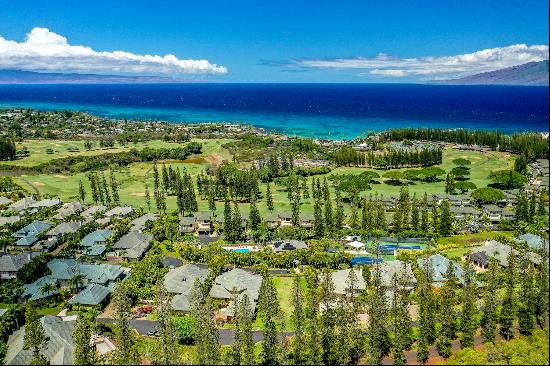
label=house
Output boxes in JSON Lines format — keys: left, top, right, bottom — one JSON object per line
{"left": 468, "top": 240, "right": 541, "bottom": 268}
{"left": 451, "top": 206, "right": 481, "bottom": 220}
{"left": 28, "top": 198, "right": 62, "bottom": 213}
{"left": 46, "top": 222, "right": 81, "bottom": 242}
{"left": 514, "top": 233, "right": 549, "bottom": 251}
{"left": 80, "top": 205, "right": 107, "bottom": 219}
{"left": 5, "top": 315, "right": 76, "bottom": 365}
{"left": 265, "top": 213, "right": 280, "bottom": 229}
{"left": 68, "top": 284, "right": 112, "bottom": 307}
{"left": 373, "top": 260, "right": 416, "bottom": 289}
{"left": 54, "top": 201, "right": 87, "bottom": 220}
{"left": 481, "top": 204, "right": 513, "bottom": 223}
{"left": 195, "top": 211, "right": 214, "bottom": 234}
{"left": 179, "top": 216, "right": 197, "bottom": 233}
{"left": 272, "top": 240, "right": 308, "bottom": 252}
{"left": 328, "top": 268, "right": 366, "bottom": 296}
{"left": 0, "top": 252, "right": 39, "bottom": 280}
{"left": 448, "top": 194, "right": 471, "bottom": 207}
{"left": 164, "top": 264, "right": 210, "bottom": 313}
{"left": 266, "top": 211, "right": 316, "bottom": 229}
{"left": 129, "top": 213, "right": 157, "bottom": 232}
{"left": 417, "top": 254, "right": 466, "bottom": 286}
{"left": 104, "top": 206, "right": 134, "bottom": 219}
{"left": 109, "top": 232, "right": 152, "bottom": 261}
{"left": 11, "top": 220, "right": 51, "bottom": 247}
{"left": 0, "top": 196, "right": 12, "bottom": 206}
{"left": 7, "top": 197, "right": 37, "bottom": 212}
{"left": 0, "top": 216, "right": 20, "bottom": 227}
{"left": 21, "top": 259, "right": 127, "bottom": 304}
{"left": 216, "top": 212, "right": 249, "bottom": 232}
{"left": 209, "top": 268, "right": 263, "bottom": 317}
{"left": 79, "top": 229, "right": 112, "bottom": 257}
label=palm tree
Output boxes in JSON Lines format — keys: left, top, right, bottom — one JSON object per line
{"left": 69, "top": 274, "right": 86, "bottom": 294}
{"left": 40, "top": 282, "right": 57, "bottom": 297}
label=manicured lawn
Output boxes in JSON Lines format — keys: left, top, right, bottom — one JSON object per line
{"left": 437, "top": 230, "right": 515, "bottom": 248}
{"left": 11, "top": 141, "right": 513, "bottom": 217}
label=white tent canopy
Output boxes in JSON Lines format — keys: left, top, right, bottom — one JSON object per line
{"left": 347, "top": 240, "right": 365, "bottom": 249}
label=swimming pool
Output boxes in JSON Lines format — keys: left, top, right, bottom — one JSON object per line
{"left": 233, "top": 248, "right": 250, "bottom": 253}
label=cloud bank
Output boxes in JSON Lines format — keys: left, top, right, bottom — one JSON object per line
{"left": 270, "top": 44, "right": 549, "bottom": 79}
{"left": 0, "top": 27, "right": 228, "bottom": 75}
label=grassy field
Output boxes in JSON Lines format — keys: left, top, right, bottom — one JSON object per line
{"left": 9, "top": 139, "right": 513, "bottom": 216}
{"left": 438, "top": 231, "right": 515, "bottom": 260}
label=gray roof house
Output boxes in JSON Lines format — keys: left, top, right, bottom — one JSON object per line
{"left": 110, "top": 232, "right": 153, "bottom": 261}
{"left": 129, "top": 213, "right": 157, "bottom": 232}
{"left": 417, "top": 254, "right": 466, "bottom": 286}
{"left": 272, "top": 239, "right": 308, "bottom": 252}
{"left": 373, "top": 260, "right": 416, "bottom": 289}
{"left": 209, "top": 268, "right": 263, "bottom": 317}
{"left": 164, "top": 264, "right": 210, "bottom": 312}
{"left": 0, "top": 216, "right": 20, "bottom": 227}
{"left": 5, "top": 315, "right": 76, "bottom": 365}
{"left": 8, "top": 197, "right": 37, "bottom": 212}
{"left": 28, "top": 198, "right": 62, "bottom": 213}
{"left": 80, "top": 205, "right": 107, "bottom": 219}
{"left": 0, "top": 252, "right": 40, "bottom": 280}
{"left": 179, "top": 216, "right": 197, "bottom": 233}
{"left": 54, "top": 201, "right": 87, "bottom": 220}
{"left": 104, "top": 206, "right": 134, "bottom": 219}
{"left": 46, "top": 222, "right": 81, "bottom": 241}
{"left": 0, "top": 196, "right": 12, "bottom": 206}
{"left": 329, "top": 268, "right": 367, "bottom": 296}
{"left": 469, "top": 240, "right": 541, "bottom": 268}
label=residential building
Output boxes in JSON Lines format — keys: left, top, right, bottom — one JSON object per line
{"left": 129, "top": 213, "right": 157, "bottom": 232}
{"left": 0, "top": 252, "right": 39, "bottom": 280}
{"left": 109, "top": 231, "right": 152, "bottom": 261}
{"left": 104, "top": 206, "right": 134, "bottom": 219}
{"left": 46, "top": 222, "right": 81, "bottom": 242}
{"left": 54, "top": 201, "right": 87, "bottom": 220}
{"left": 164, "top": 264, "right": 210, "bottom": 313}
{"left": 417, "top": 254, "right": 466, "bottom": 286}
{"left": 79, "top": 229, "right": 112, "bottom": 257}
{"left": 5, "top": 315, "right": 76, "bottom": 365}
{"left": 11, "top": 220, "right": 51, "bottom": 247}
{"left": 209, "top": 268, "right": 263, "bottom": 317}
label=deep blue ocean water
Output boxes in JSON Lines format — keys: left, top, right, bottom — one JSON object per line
{"left": 0, "top": 83, "right": 547, "bottom": 139}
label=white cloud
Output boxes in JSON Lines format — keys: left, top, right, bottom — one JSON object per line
{"left": 0, "top": 27, "right": 228, "bottom": 75}
{"left": 293, "top": 44, "right": 549, "bottom": 78}
{"left": 369, "top": 69, "right": 408, "bottom": 77}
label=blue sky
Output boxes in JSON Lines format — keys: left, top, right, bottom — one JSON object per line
{"left": 0, "top": 0, "right": 548, "bottom": 82}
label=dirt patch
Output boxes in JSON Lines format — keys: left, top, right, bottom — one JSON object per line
{"left": 206, "top": 154, "right": 224, "bottom": 165}
{"left": 181, "top": 157, "right": 206, "bottom": 164}
{"left": 32, "top": 181, "right": 45, "bottom": 186}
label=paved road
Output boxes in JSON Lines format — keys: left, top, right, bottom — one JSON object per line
{"left": 96, "top": 318, "right": 291, "bottom": 345}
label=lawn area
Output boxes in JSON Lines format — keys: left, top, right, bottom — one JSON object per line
{"left": 437, "top": 230, "right": 515, "bottom": 248}
{"left": 10, "top": 142, "right": 513, "bottom": 217}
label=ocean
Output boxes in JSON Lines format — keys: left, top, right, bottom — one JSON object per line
{"left": 0, "top": 83, "right": 547, "bottom": 139}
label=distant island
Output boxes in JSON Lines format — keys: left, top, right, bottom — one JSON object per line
{"left": 440, "top": 60, "right": 549, "bottom": 86}
{"left": 0, "top": 69, "right": 184, "bottom": 84}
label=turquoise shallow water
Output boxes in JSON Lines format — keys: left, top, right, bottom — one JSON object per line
{"left": 0, "top": 83, "right": 547, "bottom": 139}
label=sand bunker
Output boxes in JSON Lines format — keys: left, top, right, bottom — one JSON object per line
{"left": 33, "top": 182, "right": 45, "bottom": 186}
{"left": 54, "top": 175, "right": 67, "bottom": 179}
{"left": 131, "top": 192, "right": 146, "bottom": 197}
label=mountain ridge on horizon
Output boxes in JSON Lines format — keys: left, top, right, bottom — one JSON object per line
{"left": 439, "top": 60, "right": 549, "bottom": 86}
{"left": 0, "top": 61, "right": 548, "bottom": 85}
